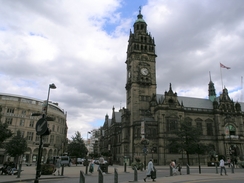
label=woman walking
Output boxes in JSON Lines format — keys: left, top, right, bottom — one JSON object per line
{"left": 144, "top": 159, "right": 155, "bottom": 182}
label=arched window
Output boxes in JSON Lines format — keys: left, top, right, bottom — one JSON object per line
{"left": 195, "top": 118, "right": 203, "bottom": 135}
{"left": 225, "top": 124, "right": 236, "bottom": 136}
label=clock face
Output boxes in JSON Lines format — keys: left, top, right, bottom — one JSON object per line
{"left": 141, "top": 68, "right": 148, "bottom": 75}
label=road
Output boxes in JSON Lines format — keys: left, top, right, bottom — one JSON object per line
{"left": 20, "top": 166, "right": 244, "bottom": 183}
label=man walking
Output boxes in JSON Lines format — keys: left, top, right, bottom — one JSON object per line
{"left": 53, "top": 157, "right": 61, "bottom": 176}
{"left": 220, "top": 158, "right": 227, "bottom": 176}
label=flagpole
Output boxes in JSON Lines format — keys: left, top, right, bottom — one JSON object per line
{"left": 220, "top": 63, "right": 223, "bottom": 90}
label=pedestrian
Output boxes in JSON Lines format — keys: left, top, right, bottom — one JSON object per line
{"left": 89, "top": 159, "right": 94, "bottom": 173}
{"left": 170, "top": 160, "right": 176, "bottom": 168}
{"left": 53, "top": 157, "right": 61, "bottom": 176}
{"left": 177, "top": 162, "right": 182, "bottom": 175}
{"left": 227, "top": 158, "right": 230, "bottom": 167}
{"left": 219, "top": 158, "right": 227, "bottom": 176}
{"left": 144, "top": 159, "right": 155, "bottom": 182}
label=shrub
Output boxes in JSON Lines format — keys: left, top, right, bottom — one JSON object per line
{"left": 41, "top": 164, "right": 55, "bottom": 175}
{"left": 237, "top": 161, "right": 244, "bottom": 168}
{"left": 131, "top": 161, "right": 143, "bottom": 171}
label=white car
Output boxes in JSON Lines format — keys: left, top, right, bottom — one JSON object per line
{"left": 77, "top": 158, "right": 85, "bottom": 164}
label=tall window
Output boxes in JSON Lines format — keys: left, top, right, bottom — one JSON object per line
{"left": 207, "top": 123, "right": 213, "bottom": 136}
{"left": 5, "top": 118, "right": 13, "bottom": 125}
{"left": 27, "top": 132, "right": 34, "bottom": 141}
{"left": 166, "top": 119, "right": 178, "bottom": 132}
{"left": 50, "top": 135, "right": 54, "bottom": 144}
{"left": 35, "top": 135, "right": 40, "bottom": 142}
{"left": 20, "top": 119, "right": 25, "bottom": 126}
{"left": 20, "top": 131, "right": 25, "bottom": 137}
{"left": 43, "top": 136, "right": 49, "bottom": 143}
{"left": 195, "top": 118, "right": 203, "bottom": 135}
{"left": 29, "top": 120, "right": 34, "bottom": 128}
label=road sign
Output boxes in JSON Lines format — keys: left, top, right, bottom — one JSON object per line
{"left": 36, "top": 118, "right": 47, "bottom": 135}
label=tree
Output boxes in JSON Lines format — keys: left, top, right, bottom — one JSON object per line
{"left": 67, "top": 131, "right": 87, "bottom": 158}
{"left": 0, "top": 106, "right": 13, "bottom": 148}
{"left": 4, "top": 130, "right": 27, "bottom": 177}
{"left": 4, "top": 130, "right": 27, "bottom": 158}
{"left": 167, "top": 119, "right": 206, "bottom": 165}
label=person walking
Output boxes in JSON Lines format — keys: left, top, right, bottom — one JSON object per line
{"left": 89, "top": 159, "right": 94, "bottom": 173}
{"left": 220, "top": 158, "right": 227, "bottom": 176}
{"left": 144, "top": 159, "right": 155, "bottom": 182}
{"left": 53, "top": 157, "right": 61, "bottom": 176}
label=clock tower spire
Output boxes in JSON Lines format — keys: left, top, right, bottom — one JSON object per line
{"left": 125, "top": 9, "right": 157, "bottom": 124}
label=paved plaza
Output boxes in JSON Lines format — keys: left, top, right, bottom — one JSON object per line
{"left": 0, "top": 164, "right": 244, "bottom": 183}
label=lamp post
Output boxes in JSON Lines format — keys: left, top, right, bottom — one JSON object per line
{"left": 85, "top": 131, "right": 91, "bottom": 175}
{"left": 34, "top": 83, "right": 56, "bottom": 183}
{"left": 197, "top": 144, "right": 201, "bottom": 174}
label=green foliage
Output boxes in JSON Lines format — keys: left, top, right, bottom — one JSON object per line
{"left": 0, "top": 120, "right": 13, "bottom": 148}
{"left": 237, "top": 161, "right": 244, "bottom": 168}
{"left": 41, "top": 164, "right": 55, "bottom": 175}
{"left": 167, "top": 119, "right": 206, "bottom": 164}
{"left": 67, "top": 131, "right": 87, "bottom": 158}
{"left": 131, "top": 161, "right": 143, "bottom": 170}
{"left": 4, "top": 130, "right": 27, "bottom": 157}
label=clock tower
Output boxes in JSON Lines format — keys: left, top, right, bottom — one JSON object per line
{"left": 125, "top": 9, "right": 157, "bottom": 124}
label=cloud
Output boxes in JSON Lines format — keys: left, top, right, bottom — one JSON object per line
{"left": 0, "top": 0, "right": 244, "bottom": 139}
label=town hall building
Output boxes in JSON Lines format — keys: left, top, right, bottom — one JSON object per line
{"left": 99, "top": 10, "right": 244, "bottom": 166}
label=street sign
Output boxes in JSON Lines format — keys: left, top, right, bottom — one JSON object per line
{"left": 36, "top": 118, "right": 47, "bottom": 135}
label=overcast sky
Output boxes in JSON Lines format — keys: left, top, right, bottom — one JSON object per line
{"left": 1, "top": 0, "right": 243, "bottom": 139}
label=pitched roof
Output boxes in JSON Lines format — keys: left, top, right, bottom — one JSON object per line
{"left": 156, "top": 94, "right": 244, "bottom": 112}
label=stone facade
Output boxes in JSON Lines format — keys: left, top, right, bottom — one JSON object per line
{"left": 99, "top": 11, "right": 244, "bottom": 166}
{"left": 0, "top": 93, "right": 68, "bottom": 164}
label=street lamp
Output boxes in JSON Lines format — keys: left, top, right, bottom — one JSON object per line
{"left": 85, "top": 131, "right": 91, "bottom": 175}
{"left": 34, "top": 83, "right": 56, "bottom": 183}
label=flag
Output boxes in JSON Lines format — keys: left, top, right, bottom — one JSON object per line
{"left": 220, "top": 63, "right": 231, "bottom": 69}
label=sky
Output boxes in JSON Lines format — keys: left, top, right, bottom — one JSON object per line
{"left": 0, "top": 0, "right": 244, "bottom": 139}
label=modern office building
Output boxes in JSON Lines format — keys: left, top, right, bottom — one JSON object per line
{"left": 99, "top": 10, "right": 244, "bottom": 165}
{"left": 0, "top": 93, "right": 68, "bottom": 164}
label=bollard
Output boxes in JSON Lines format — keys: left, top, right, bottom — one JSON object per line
{"left": 114, "top": 168, "right": 118, "bottom": 183}
{"left": 61, "top": 164, "right": 64, "bottom": 176}
{"left": 215, "top": 163, "right": 218, "bottom": 174}
{"left": 186, "top": 164, "right": 190, "bottom": 175}
{"left": 98, "top": 167, "right": 104, "bottom": 183}
{"left": 17, "top": 163, "right": 22, "bottom": 178}
{"left": 169, "top": 165, "right": 173, "bottom": 176}
{"left": 133, "top": 166, "right": 138, "bottom": 182}
{"left": 79, "top": 170, "right": 85, "bottom": 183}
{"left": 231, "top": 163, "right": 234, "bottom": 174}
{"left": 198, "top": 164, "right": 201, "bottom": 174}
{"left": 124, "top": 162, "right": 127, "bottom": 172}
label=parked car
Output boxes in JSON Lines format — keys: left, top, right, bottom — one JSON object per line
{"left": 60, "top": 156, "right": 71, "bottom": 166}
{"left": 77, "top": 158, "right": 85, "bottom": 164}
{"left": 94, "top": 159, "right": 100, "bottom": 165}
{"left": 52, "top": 156, "right": 71, "bottom": 167}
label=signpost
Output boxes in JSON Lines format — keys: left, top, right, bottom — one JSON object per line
{"left": 34, "top": 83, "right": 56, "bottom": 183}
{"left": 35, "top": 118, "right": 47, "bottom": 136}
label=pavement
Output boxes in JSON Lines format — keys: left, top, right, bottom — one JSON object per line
{"left": 0, "top": 164, "right": 243, "bottom": 183}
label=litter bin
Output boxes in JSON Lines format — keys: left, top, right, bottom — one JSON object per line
{"left": 100, "top": 163, "right": 108, "bottom": 173}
